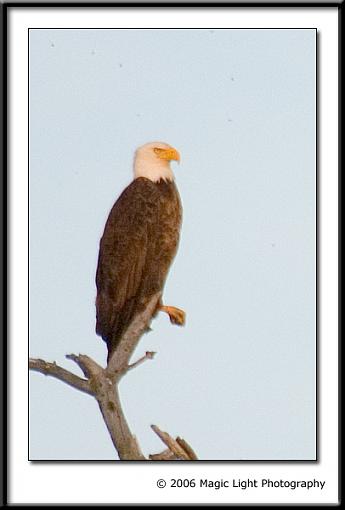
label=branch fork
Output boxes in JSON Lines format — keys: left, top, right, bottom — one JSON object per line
{"left": 29, "top": 293, "right": 197, "bottom": 460}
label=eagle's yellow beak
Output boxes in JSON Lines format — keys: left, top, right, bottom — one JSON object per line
{"left": 154, "top": 147, "right": 180, "bottom": 163}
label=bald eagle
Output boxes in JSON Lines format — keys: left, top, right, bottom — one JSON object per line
{"left": 96, "top": 142, "right": 185, "bottom": 362}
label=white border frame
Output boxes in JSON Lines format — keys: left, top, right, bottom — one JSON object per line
{"left": 9, "top": 6, "right": 339, "bottom": 505}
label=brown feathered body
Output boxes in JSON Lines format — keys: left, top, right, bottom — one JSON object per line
{"left": 96, "top": 177, "right": 182, "bottom": 361}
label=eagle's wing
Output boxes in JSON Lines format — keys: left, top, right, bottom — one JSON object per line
{"left": 95, "top": 178, "right": 160, "bottom": 353}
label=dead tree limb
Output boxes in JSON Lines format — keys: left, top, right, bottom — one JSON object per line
{"left": 29, "top": 358, "right": 92, "bottom": 395}
{"left": 29, "top": 292, "right": 198, "bottom": 460}
{"left": 150, "top": 425, "right": 198, "bottom": 460}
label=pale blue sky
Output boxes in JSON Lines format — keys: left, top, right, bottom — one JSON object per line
{"left": 29, "top": 29, "right": 316, "bottom": 460}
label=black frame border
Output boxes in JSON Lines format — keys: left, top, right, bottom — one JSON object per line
{"left": 1, "top": 1, "right": 342, "bottom": 507}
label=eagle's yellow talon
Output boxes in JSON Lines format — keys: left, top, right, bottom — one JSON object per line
{"left": 160, "top": 305, "right": 186, "bottom": 326}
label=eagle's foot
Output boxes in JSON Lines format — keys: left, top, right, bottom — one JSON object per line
{"left": 160, "top": 305, "right": 186, "bottom": 326}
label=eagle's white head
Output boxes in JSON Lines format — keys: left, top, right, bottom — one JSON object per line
{"left": 133, "top": 141, "right": 180, "bottom": 183}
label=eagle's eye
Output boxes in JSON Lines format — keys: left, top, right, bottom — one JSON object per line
{"left": 153, "top": 148, "right": 165, "bottom": 156}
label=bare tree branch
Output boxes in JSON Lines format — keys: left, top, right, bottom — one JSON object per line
{"left": 95, "top": 380, "right": 145, "bottom": 460}
{"left": 149, "top": 448, "right": 177, "bottom": 461}
{"left": 176, "top": 436, "right": 198, "bottom": 460}
{"left": 29, "top": 358, "right": 92, "bottom": 396}
{"left": 66, "top": 353, "right": 103, "bottom": 379}
{"left": 150, "top": 424, "right": 198, "bottom": 460}
{"left": 127, "top": 351, "right": 156, "bottom": 372}
{"left": 29, "top": 292, "right": 197, "bottom": 461}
